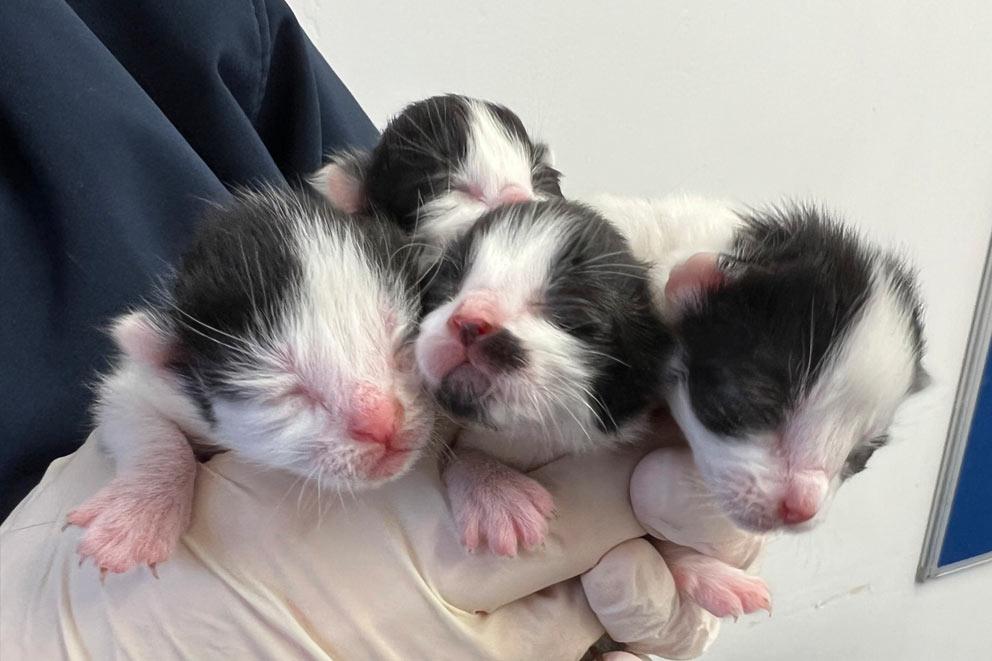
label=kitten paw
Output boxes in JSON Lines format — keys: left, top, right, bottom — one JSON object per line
{"left": 671, "top": 554, "right": 771, "bottom": 619}
{"left": 454, "top": 471, "right": 555, "bottom": 557}
{"left": 67, "top": 474, "right": 193, "bottom": 577}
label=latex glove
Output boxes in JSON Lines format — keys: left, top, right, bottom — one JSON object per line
{"left": 580, "top": 447, "right": 767, "bottom": 659}
{"left": 1, "top": 430, "right": 706, "bottom": 661}
{"left": 631, "top": 447, "right": 765, "bottom": 569}
{"left": 582, "top": 538, "right": 721, "bottom": 660}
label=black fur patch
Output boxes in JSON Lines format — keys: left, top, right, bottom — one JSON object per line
{"left": 435, "top": 383, "right": 480, "bottom": 422}
{"left": 678, "top": 204, "right": 924, "bottom": 438}
{"left": 529, "top": 142, "right": 563, "bottom": 198}
{"left": 541, "top": 201, "right": 673, "bottom": 432}
{"left": 420, "top": 227, "right": 471, "bottom": 317}
{"left": 423, "top": 199, "right": 673, "bottom": 433}
{"left": 436, "top": 365, "right": 493, "bottom": 426}
{"left": 164, "top": 187, "right": 413, "bottom": 403}
{"left": 169, "top": 192, "right": 304, "bottom": 391}
{"left": 364, "top": 94, "right": 562, "bottom": 231}
{"left": 475, "top": 330, "right": 528, "bottom": 372}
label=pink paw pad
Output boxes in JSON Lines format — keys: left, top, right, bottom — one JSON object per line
{"left": 455, "top": 472, "right": 555, "bottom": 557}
{"left": 671, "top": 554, "right": 771, "bottom": 619}
{"left": 66, "top": 476, "right": 193, "bottom": 577}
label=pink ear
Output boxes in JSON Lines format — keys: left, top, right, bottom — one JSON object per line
{"left": 111, "top": 311, "right": 173, "bottom": 368}
{"left": 315, "top": 162, "right": 364, "bottom": 214}
{"left": 665, "top": 253, "right": 725, "bottom": 306}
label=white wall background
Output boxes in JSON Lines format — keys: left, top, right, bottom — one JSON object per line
{"left": 287, "top": 1, "right": 992, "bottom": 659}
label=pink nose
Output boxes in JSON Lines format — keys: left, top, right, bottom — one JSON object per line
{"left": 448, "top": 314, "right": 494, "bottom": 346}
{"left": 778, "top": 500, "right": 817, "bottom": 525}
{"left": 448, "top": 293, "right": 501, "bottom": 346}
{"left": 778, "top": 470, "right": 829, "bottom": 525}
{"left": 349, "top": 389, "right": 404, "bottom": 447}
{"left": 490, "top": 184, "right": 534, "bottom": 207}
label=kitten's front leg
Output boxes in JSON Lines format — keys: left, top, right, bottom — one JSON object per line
{"left": 66, "top": 361, "right": 199, "bottom": 578}
{"left": 444, "top": 448, "right": 555, "bottom": 557}
{"left": 655, "top": 541, "right": 771, "bottom": 619}
{"left": 67, "top": 425, "right": 196, "bottom": 577}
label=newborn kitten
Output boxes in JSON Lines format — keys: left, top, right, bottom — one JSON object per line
{"left": 312, "top": 93, "right": 562, "bottom": 269}
{"left": 67, "top": 187, "right": 432, "bottom": 577}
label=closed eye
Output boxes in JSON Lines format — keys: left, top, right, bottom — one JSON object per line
{"left": 842, "top": 433, "right": 890, "bottom": 479}
{"left": 450, "top": 181, "right": 485, "bottom": 201}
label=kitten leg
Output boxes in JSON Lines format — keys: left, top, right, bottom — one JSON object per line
{"left": 444, "top": 448, "right": 555, "bottom": 557}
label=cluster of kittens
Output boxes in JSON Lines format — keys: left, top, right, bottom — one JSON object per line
{"left": 66, "top": 94, "right": 927, "bottom": 657}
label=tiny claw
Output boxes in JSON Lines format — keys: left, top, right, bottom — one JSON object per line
{"left": 99, "top": 567, "right": 108, "bottom": 584}
{"left": 149, "top": 563, "right": 160, "bottom": 579}
{"left": 78, "top": 556, "right": 85, "bottom": 568}
{"left": 62, "top": 521, "right": 71, "bottom": 532}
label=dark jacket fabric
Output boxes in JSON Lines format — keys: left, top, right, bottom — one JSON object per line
{"left": 0, "top": 0, "right": 377, "bottom": 517}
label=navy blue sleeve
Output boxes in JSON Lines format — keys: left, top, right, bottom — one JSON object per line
{"left": 0, "top": 0, "right": 378, "bottom": 516}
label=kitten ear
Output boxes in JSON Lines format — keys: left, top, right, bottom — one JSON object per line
{"left": 665, "top": 253, "right": 726, "bottom": 309}
{"left": 531, "top": 142, "right": 563, "bottom": 197}
{"left": 111, "top": 310, "right": 175, "bottom": 368}
{"left": 532, "top": 141, "right": 556, "bottom": 168}
{"left": 310, "top": 149, "right": 372, "bottom": 214}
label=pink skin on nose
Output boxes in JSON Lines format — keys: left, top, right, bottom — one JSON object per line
{"left": 348, "top": 385, "right": 404, "bottom": 448}
{"left": 449, "top": 291, "right": 503, "bottom": 342}
{"left": 778, "top": 469, "right": 829, "bottom": 525}
{"left": 449, "top": 313, "right": 494, "bottom": 346}
{"left": 420, "top": 291, "right": 506, "bottom": 383}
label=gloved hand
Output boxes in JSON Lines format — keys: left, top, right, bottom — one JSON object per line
{"left": 631, "top": 448, "right": 766, "bottom": 569}
{"left": 581, "top": 447, "right": 767, "bottom": 660}
{"left": 0, "top": 431, "right": 716, "bottom": 661}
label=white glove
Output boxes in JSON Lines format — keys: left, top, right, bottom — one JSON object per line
{"left": 581, "top": 447, "right": 767, "bottom": 659}
{"left": 631, "top": 448, "right": 765, "bottom": 569}
{"left": 0, "top": 431, "right": 713, "bottom": 660}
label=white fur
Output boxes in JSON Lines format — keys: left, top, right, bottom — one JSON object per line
{"left": 461, "top": 203, "right": 564, "bottom": 298}
{"left": 97, "top": 193, "right": 432, "bottom": 491}
{"left": 208, "top": 201, "right": 429, "bottom": 485}
{"left": 95, "top": 360, "right": 213, "bottom": 470}
{"left": 459, "top": 100, "right": 536, "bottom": 202}
{"left": 416, "top": 205, "right": 632, "bottom": 468}
{"left": 414, "top": 195, "right": 490, "bottom": 267}
{"left": 585, "top": 193, "right": 744, "bottom": 320}
{"left": 414, "top": 101, "right": 552, "bottom": 266}
{"left": 589, "top": 192, "right": 921, "bottom": 531}
{"left": 667, "top": 266, "right": 920, "bottom": 531}
{"left": 425, "top": 194, "right": 745, "bottom": 468}
{"left": 783, "top": 268, "right": 919, "bottom": 497}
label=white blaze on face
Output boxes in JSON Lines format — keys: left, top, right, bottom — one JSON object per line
{"left": 670, "top": 270, "right": 920, "bottom": 532}
{"left": 209, "top": 211, "right": 427, "bottom": 488}
{"left": 415, "top": 207, "right": 598, "bottom": 446}
{"left": 460, "top": 100, "right": 536, "bottom": 202}
{"left": 783, "top": 270, "right": 919, "bottom": 496}
{"left": 416, "top": 101, "right": 541, "bottom": 259}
